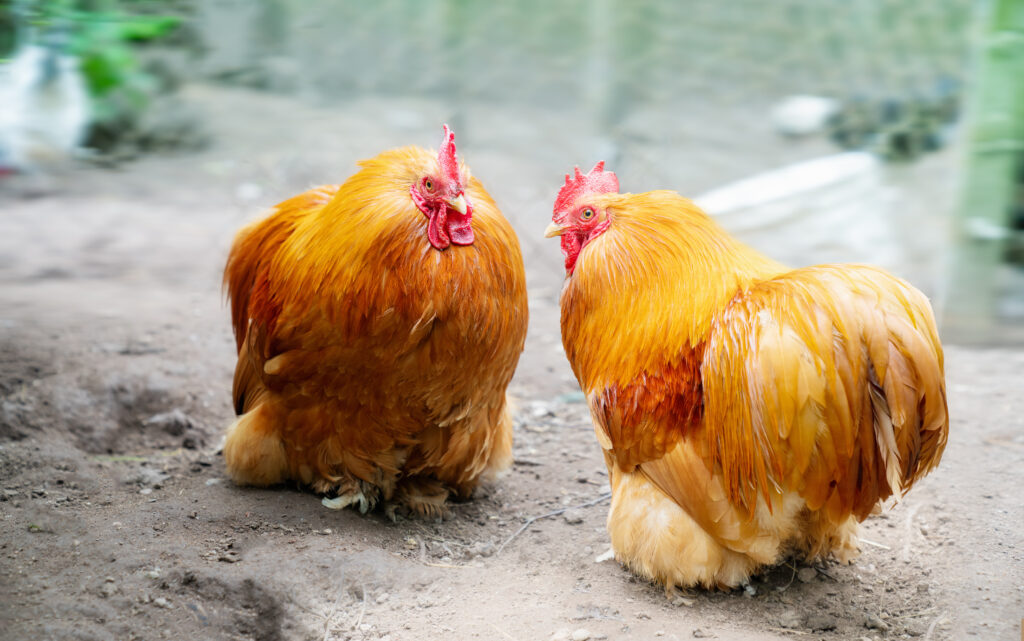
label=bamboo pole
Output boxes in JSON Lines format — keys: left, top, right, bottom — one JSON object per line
{"left": 941, "top": 0, "right": 1024, "bottom": 342}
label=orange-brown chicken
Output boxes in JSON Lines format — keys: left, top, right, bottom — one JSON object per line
{"left": 223, "top": 126, "right": 528, "bottom": 517}
{"left": 545, "top": 163, "right": 948, "bottom": 589}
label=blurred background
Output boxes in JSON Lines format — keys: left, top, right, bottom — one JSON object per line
{"left": 1, "top": 0, "right": 1022, "bottom": 343}
{"left": 4, "top": 5, "right": 1024, "bottom": 640}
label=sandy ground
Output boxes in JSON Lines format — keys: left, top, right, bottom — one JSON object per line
{"left": 1, "top": 86, "right": 1022, "bottom": 641}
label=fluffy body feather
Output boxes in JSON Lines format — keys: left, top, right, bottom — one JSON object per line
{"left": 551, "top": 179, "right": 947, "bottom": 589}
{"left": 224, "top": 142, "right": 528, "bottom": 516}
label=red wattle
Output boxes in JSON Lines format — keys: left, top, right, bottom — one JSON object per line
{"left": 447, "top": 200, "right": 474, "bottom": 246}
{"left": 561, "top": 232, "right": 582, "bottom": 274}
{"left": 412, "top": 185, "right": 475, "bottom": 250}
{"left": 560, "top": 220, "right": 608, "bottom": 274}
{"left": 427, "top": 206, "right": 450, "bottom": 249}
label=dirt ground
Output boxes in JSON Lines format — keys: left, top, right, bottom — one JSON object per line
{"left": 1, "top": 86, "right": 1022, "bottom": 641}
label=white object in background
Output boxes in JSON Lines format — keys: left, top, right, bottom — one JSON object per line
{"left": 771, "top": 94, "right": 839, "bottom": 137}
{"left": 694, "top": 152, "right": 905, "bottom": 272}
{"left": 0, "top": 43, "right": 89, "bottom": 173}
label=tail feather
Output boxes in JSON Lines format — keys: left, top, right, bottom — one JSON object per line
{"left": 232, "top": 330, "right": 268, "bottom": 415}
{"left": 861, "top": 306, "right": 947, "bottom": 508}
{"left": 868, "top": 370, "right": 903, "bottom": 497}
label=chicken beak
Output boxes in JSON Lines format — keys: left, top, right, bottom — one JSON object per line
{"left": 544, "top": 222, "right": 565, "bottom": 238}
{"left": 446, "top": 194, "right": 467, "bottom": 215}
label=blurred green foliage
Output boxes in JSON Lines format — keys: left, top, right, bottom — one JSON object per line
{"left": 0, "top": 7, "right": 16, "bottom": 59}
{"left": 1, "top": 0, "right": 181, "bottom": 121}
{"left": 72, "top": 9, "right": 181, "bottom": 120}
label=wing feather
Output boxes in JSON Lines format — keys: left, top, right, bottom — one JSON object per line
{"left": 701, "top": 265, "right": 948, "bottom": 520}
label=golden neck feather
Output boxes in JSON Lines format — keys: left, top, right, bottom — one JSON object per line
{"left": 560, "top": 190, "right": 786, "bottom": 390}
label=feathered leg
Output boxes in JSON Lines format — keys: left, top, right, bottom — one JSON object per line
{"left": 390, "top": 476, "right": 451, "bottom": 520}
{"left": 606, "top": 467, "right": 760, "bottom": 589}
{"left": 318, "top": 475, "right": 380, "bottom": 514}
{"left": 800, "top": 511, "right": 861, "bottom": 564}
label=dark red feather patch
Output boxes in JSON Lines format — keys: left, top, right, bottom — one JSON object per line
{"left": 593, "top": 344, "right": 706, "bottom": 470}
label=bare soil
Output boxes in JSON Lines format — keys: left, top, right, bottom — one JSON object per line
{"left": 1, "top": 86, "right": 1021, "bottom": 641}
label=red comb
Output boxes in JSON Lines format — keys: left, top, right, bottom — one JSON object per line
{"left": 438, "top": 124, "right": 460, "bottom": 185}
{"left": 554, "top": 161, "right": 619, "bottom": 213}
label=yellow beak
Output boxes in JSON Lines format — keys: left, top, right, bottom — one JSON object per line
{"left": 544, "top": 222, "right": 564, "bottom": 238}
{"left": 446, "top": 194, "right": 467, "bottom": 215}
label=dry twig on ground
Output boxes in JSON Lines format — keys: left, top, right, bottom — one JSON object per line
{"left": 496, "top": 492, "right": 612, "bottom": 555}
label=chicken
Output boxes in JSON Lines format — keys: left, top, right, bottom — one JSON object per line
{"left": 223, "top": 126, "right": 528, "bottom": 518}
{"left": 545, "top": 162, "right": 948, "bottom": 589}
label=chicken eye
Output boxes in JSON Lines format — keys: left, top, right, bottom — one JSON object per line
{"left": 424, "top": 178, "right": 435, "bottom": 192}
{"left": 581, "top": 208, "right": 595, "bottom": 220}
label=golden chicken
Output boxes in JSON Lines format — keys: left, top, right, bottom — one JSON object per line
{"left": 223, "top": 126, "right": 528, "bottom": 517}
{"left": 545, "top": 163, "right": 947, "bottom": 589}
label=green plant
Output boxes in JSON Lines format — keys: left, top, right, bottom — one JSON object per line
{"left": 14, "top": 0, "right": 181, "bottom": 121}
